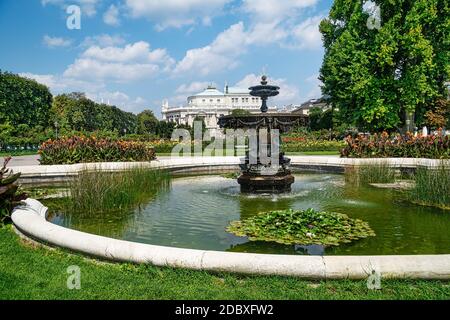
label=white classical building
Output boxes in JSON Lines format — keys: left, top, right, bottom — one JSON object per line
{"left": 162, "top": 84, "right": 277, "bottom": 136}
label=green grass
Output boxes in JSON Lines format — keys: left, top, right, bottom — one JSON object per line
{"left": 0, "top": 150, "right": 38, "bottom": 157}
{"left": 407, "top": 165, "right": 450, "bottom": 210}
{"left": 0, "top": 225, "right": 449, "bottom": 300}
{"left": 65, "top": 166, "right": 170, "bottom": 215}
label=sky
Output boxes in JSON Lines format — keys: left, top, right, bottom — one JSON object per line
{"left": 0, "top": 0, "right": 334, "bottom": 118}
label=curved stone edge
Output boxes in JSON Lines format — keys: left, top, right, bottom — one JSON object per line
{"left": 12, "top": 156, "right": 450, "bottom": 180}
{"left": 11, "top": 199, "right": 450, "bottom": 280}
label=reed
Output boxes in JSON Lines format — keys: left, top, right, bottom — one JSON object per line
{"left": 345, "top": 161, "right": 396, "bottom": 185}
{"left": 407, "top": 164, "right": 450, "bottom": 210}
{"left": 65, "top": 166, "right": 170, "bottom": 215}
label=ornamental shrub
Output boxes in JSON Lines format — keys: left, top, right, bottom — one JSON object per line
{"left": 341, "top": 132, "right": 450, "bottom": 159}
{"left": 39, "top": 136, "right": 156, "bottom": 165}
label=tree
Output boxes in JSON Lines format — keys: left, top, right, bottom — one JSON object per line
{"left": 51, "top": 93, "right": 138, "bottom": 134}
{"left": 425, "top": 98, "right": 450, "bottom": 128}
{"left": 309, "top": 107, "right": 334, "bottom": 131}
{"left": 137, "top": 110, "right": 159, "bottom": 135}
{"left": 320, "top": 0, "right": 449, "bottom": 131}
{"left": 0, "top": 71, "right": 52, "bottom": 128}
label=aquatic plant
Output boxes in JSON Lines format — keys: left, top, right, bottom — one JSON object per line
{"left": 65, "top": 166, "right": 170, "bottom": 215}
{"left": 227, "top": 208, "right": 375, "bottom": 246}
{"left": 0, "top": 157, "right": 27, "bottom": 223}
{"left": 407, "top": 164, "right": 450, "bottom": 210}
{"left": 345, "top": 162, "right": 396, "bottom": 185}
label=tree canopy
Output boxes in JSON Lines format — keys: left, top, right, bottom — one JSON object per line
{"left": 52, "top": 93, "right": 138, "bottom": 134}
{"left": 320, "top": 0, "right": 450, "bottom": 131}
{"left": 0, "top": 71, "right": 53, "bottom": 128}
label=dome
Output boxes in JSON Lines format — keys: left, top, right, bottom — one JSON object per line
{"left": 194, "top": 85, "right": 224, "bottom": 97}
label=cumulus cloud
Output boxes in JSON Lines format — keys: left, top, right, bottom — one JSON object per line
{"left": 290, "top": 16, "right": 323, "bottom": 49}
{"left": 19, "top": 73, "right": 104, "bottom": 93}
{"left": 41, "top": 0, "right": 100, "bottom": 17}
{"left": 103, "top": 4, "right": 120, "bottom": 26}
{"left": 64, "top": 41, "right": 175, "bottom": 82}
{"left": 176, "top": 81, "right": 211, "bottom": 94}
{"left": 43, "top": 35, "right": 72, "bottom": 48}
{"left": 173, "top": 22, "right": 289, "bottom": 76}
{"left": 242, "top": 0, "right": 318, "bottom": 23}
{"left": 124, "top": 0, "right": 231, "bottom": 30}
{"left": 235, "top": 74, "right": 300, "bottom": 106}
{"left": 81, "top": 34, "right": 126, "bottom": 47}
{"left": 87, "top": 91, "right": 148, "bottom": 113}
{"left": 304, "top": 73, "right": 323, "bottom": 99}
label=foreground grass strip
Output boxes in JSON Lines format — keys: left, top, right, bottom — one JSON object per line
{"left": 227, "top": 209, "right": 375, "bottom": 246}
{"left": 0, "top": 226, "right": 449, "bottom": 300}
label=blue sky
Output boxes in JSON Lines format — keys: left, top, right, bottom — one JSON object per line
{"left": 0, "top": 0, "right": 333, "bottom": 117}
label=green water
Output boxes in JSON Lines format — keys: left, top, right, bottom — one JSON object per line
{"left": 48, "top": 173, "right": 450, "bottom": 255}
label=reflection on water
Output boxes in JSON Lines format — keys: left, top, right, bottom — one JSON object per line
{"left": 48, "top": 172, "right": 450, "bottom": 256}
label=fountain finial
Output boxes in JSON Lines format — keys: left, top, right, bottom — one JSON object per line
{"left": 261, "top": 75, "right": 268, "bottom": 85}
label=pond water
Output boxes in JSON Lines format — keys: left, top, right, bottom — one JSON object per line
{"left": 48, "top": 172, "right": 450, "bottom": 256}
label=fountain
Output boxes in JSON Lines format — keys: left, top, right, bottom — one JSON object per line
{"left": 218, "top": 75, "right": 309, "bottom": 193}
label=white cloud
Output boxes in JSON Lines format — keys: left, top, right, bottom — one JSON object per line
{"left": 81, "top": 34, "right": 126, "bottom": 47}
{"left": 290, "top": 16, "right": 323, "bottom": 49}
{"left": 235, "top": 74, "right": 300, "bottom": 106}
{"left": 176, "top": 81, "right": 211, "bottom": 94}
{"left": 41, "top": 0, "right": 100, "bottom": 17}
{"left": 103, "top": 4, "right": 120, "bottom": 26}
{"left": 124, "top": 0, "right": 231, "bottom": 30}
{"left": 19, "top": 72, "right": 148, "bottom": 114}
{"left": 64, "top": 41, "right": 174, "bottom": 82}
{"left": 43, "top": 35, "right": 72, "bottom": 48}
{"left": 19, "top": 73, "right": 104, "bottom": 93}
{"left": 304, "top": 73, "right": 322, "bottom": 99}
{"left": 242, "top": 0, "right": 318, "bottom": 23}
{"left": 87, "top": 91, "right": 148, "bottom": 113}
{"left": 174, "top": 22, "right": 286, "bottom": 76}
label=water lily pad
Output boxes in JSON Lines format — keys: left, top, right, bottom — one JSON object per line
{"left": 227, "top": 208, "right": 375, "bottom": 246}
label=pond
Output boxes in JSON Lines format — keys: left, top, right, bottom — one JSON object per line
{"left": 46, "top": 172, "right": 450, "bottom": 256}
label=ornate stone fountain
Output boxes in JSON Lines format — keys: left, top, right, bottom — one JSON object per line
{"left": 218, "top": 75, "right": 308, "bottom": 193}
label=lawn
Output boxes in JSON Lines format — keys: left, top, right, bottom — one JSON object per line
{"left": 0, "top": 225, "right": 448, "bottom": 300}
{"left": 0, "top": 150, "right": 38, "bottom": 157}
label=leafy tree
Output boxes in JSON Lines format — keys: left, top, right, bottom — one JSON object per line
{"left": 425, "top": 98, "right": 450, "bottom": 128}
{"left": 137, "top": 110, "right": 159, "bottom": 135}
{"left": 52, "top": 93, "right": 138, "bottom": 134}
{"left": 309, "top": 107, "right": 334, "bottom": 131}
{"left": 320, "top": 0, "right": 449, "bottom": 131}
{"left": 0, "top": 71, "right": 52, "bottom": 128}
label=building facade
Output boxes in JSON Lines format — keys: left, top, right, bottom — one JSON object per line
{"left": 162, "top": 85, "right": 277, "bottom": 136}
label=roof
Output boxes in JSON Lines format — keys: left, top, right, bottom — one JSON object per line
{"left": 194, "top": 86, "right": 224, "bottom": 97}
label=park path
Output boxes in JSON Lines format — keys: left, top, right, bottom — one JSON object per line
{"left": 7, "top": 155, "right": 40, "bottom": 167}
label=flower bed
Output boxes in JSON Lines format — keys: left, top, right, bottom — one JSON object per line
{"left": 341, "top": 132, "right": 450, "bottom": 159}
{"left": 282, "top": 137, "right": 345, "bottom": 152}
{"left": 39, "top": 136, "right": 156, "bottom": 165}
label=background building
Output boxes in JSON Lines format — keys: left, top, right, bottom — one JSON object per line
{"left": 162, "top": 84, "right": 277, "bottom": 136}
{"left": 291, "top": 96, "right": 331, "bottom": 115}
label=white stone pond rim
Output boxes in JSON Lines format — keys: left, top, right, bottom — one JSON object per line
{"left": 10, "top": 156, "right": 450, "bottom": 280}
